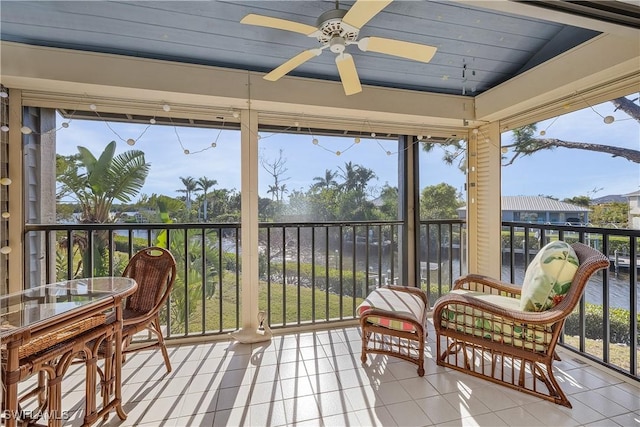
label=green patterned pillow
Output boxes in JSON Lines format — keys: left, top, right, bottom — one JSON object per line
{"left": 520, "top": 241, "right": 579, "bottom": 312}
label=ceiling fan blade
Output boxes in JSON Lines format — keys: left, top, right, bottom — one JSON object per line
{"left": 335, "top": 53, "right": 362, "bottom": 96}
{"left": 241, "top": 14, "right": 318, "bottom": 36}
{"left": 264, "top": 49, "right": 322, "bottom": 81}
{"left": 342, "top": 0, "right": 392, "bottom": 30}
{"left": 358, "top": 36, "right": 437, "bottom": 63}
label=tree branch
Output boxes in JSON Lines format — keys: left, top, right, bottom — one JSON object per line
{"left": 503, "top": 138, "right": 640, "bottom": 164}
{"left": 611, "top": 96, "right": 640, "bottom": 123}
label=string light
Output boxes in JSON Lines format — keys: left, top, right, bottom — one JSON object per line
{"left": 539, "top": 116, "right": 559, "bottom": 136}
{"left": 577, "top": 93, "right": 620, "bottom": 125}
{"left": 89, "top": 104, "right": 97, "bottom": 111}
{"left": 20, "top": 126, "right": 32, "bottom": 134}
{"left": 162, "top": 104, "right": 171, "bottom": 112}
{"left": 0, "top": 178, "right": 12, "bottom": 186}
{"left": 1, "top": 212, "right": 9, "bottom": 219}
{"left": 169, "top": 116, "right": 225, "bottom": 155}
{"left": 0, "top": 91, "right": 8, "bottom": 98}
{"left": 1, "top": 125, "right": 8, "bottom": 132}
{"left": 0, "top": 246, "right": 11, "bottom": 255}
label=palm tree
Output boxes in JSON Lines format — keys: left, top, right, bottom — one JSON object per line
{"left": 354, "top": 166, "right": 377, "bottom": 193}
{"left": 196, "top": 177, "right": 217, "bottom": 221}
{"left": 57, "top": 140, "right": 149, "bottom": 223}
{"left": 338, "top": 161, "right": 358, "bottom": 192}
{"left": 176, "top": 176, "right": 199, "bottom": 212}
{"left": 278, "top": 183, "right": 288, "bottom": 201}
{"left": 312, "top": 169, "right": 338, "bottom": 190}
{"left": 56, "top": 140, "right": 150, "bottom": 276}
{"left": 267, "top": 184, "right": 279, "bottom": 201}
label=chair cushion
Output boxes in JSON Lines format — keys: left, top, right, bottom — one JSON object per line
{"left": 357, "top": 288, "right": 426, "bottom": 333}
{"left": 440, "top": 290, "right": 553, "bottom": 351}
{"left": 520, "top": 241, "right": 579, "bottom": 312}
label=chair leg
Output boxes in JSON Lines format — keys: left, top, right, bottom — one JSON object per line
{"left": 360, "top": 327, "right": 369, "bottom": 364}
{"left": 152, "top": 315, "right": 172, "bottom": 373}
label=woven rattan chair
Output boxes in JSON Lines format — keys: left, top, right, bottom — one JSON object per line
{"left": 119, "top": 246, "right": 177, "bottom": 373}
{"left": 432, "top": 242, "right": 609, "bottom": 408}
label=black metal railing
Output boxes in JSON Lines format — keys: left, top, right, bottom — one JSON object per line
{"left": 24, "top": 223, "right": 242, "bottom": 338}
{"left": 501, "top": 222, "right": 638, "bottom": 380}
{"left": 259, "top": 221, "right": 402, "bottom": 328}
{"left": 419, "top": 219, "right": 467, "bottom": 304}
{"left": 24, "top": 220, "right": 638, "bottom": 381}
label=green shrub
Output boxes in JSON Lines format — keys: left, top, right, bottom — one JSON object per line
{"left": 268, "top": 262, "right": 375, "bottom": 298}
{"left": 564, "top": 303, "right": 640, "bottom": 345}
{"left": 113, "top": 235, "right": 148, "bottom": 253}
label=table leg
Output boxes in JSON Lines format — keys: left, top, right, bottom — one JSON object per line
{"left": 114, "top": 306, "right": 127, "bottom": 421}
{"left": 3, "top": 339, "right": 22, "bottom": 427}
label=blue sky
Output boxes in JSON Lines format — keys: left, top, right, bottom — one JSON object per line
{"left": 55, "top": 96, "right": 639, "bottom": 202}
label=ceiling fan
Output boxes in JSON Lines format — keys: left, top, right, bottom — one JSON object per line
{"left": 241, "top": 0, "right": 437, "bottom": 96}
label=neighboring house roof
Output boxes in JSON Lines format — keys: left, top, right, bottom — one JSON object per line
{"left": 370, "top": 195, "right": 384, "bottom": 207}
{"left": 623, "top": 190, "right": 640, "bottom": 197}
{"left": 458, "top": 196, "right": 590, "bottom": 212}
{"left": 501, "top": 196, "right": 589, "bottom": 212}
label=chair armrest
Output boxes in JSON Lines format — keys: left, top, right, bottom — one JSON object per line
{"left": 453, "top": 274, "right": 522, "bottom": 297}
{"left": 122, "top": 312, "right": 155, "bottom": 328}
{"left": 382, "top": 285, "right": 429, "bottom": 307}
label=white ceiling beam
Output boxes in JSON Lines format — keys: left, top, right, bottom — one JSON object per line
{"left": 475, "top": 33, "right": 640, "bottom": 126}
{"left": 0, "top": 41, "right": 475, "bottom": 131}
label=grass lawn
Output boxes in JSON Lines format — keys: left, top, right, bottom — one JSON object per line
{"left": 562, "top": 335, "right": 638, "bottom": 373}
{"left": 176, "top": 273, "right": 363, "bottom": 334}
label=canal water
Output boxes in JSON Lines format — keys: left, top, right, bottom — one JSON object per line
{"left": 501, "top": 264, "right": 638, "bottom": 312}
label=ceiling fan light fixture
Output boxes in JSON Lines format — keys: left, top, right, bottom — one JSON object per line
{"left": 329, "top": 37, "right": 347, "bottom": 53}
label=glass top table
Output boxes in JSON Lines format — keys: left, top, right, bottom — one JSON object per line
{"left": 1, "top": 277, "right": 137, "bottom": 427}
{"left": 0, "top": 277, "right": 136, "bottom": 337}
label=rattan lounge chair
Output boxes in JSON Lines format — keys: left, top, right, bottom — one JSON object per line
{"left": 432, "top": 242, "right": 609, "bottom": 408}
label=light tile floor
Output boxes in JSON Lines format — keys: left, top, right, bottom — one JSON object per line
{"left": 20, "top": 320, "right": 640, "bottom": 426}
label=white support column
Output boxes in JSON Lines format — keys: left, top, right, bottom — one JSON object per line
{"left": 230, "top": 107, "right": 271, "bottom": 343}
{"left": 467, "top": 122, "right": 502, "bottom": 277}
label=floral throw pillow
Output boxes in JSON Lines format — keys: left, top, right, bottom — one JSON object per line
{"left": 520, "top": 241, "right": 579, "bottom": 312}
